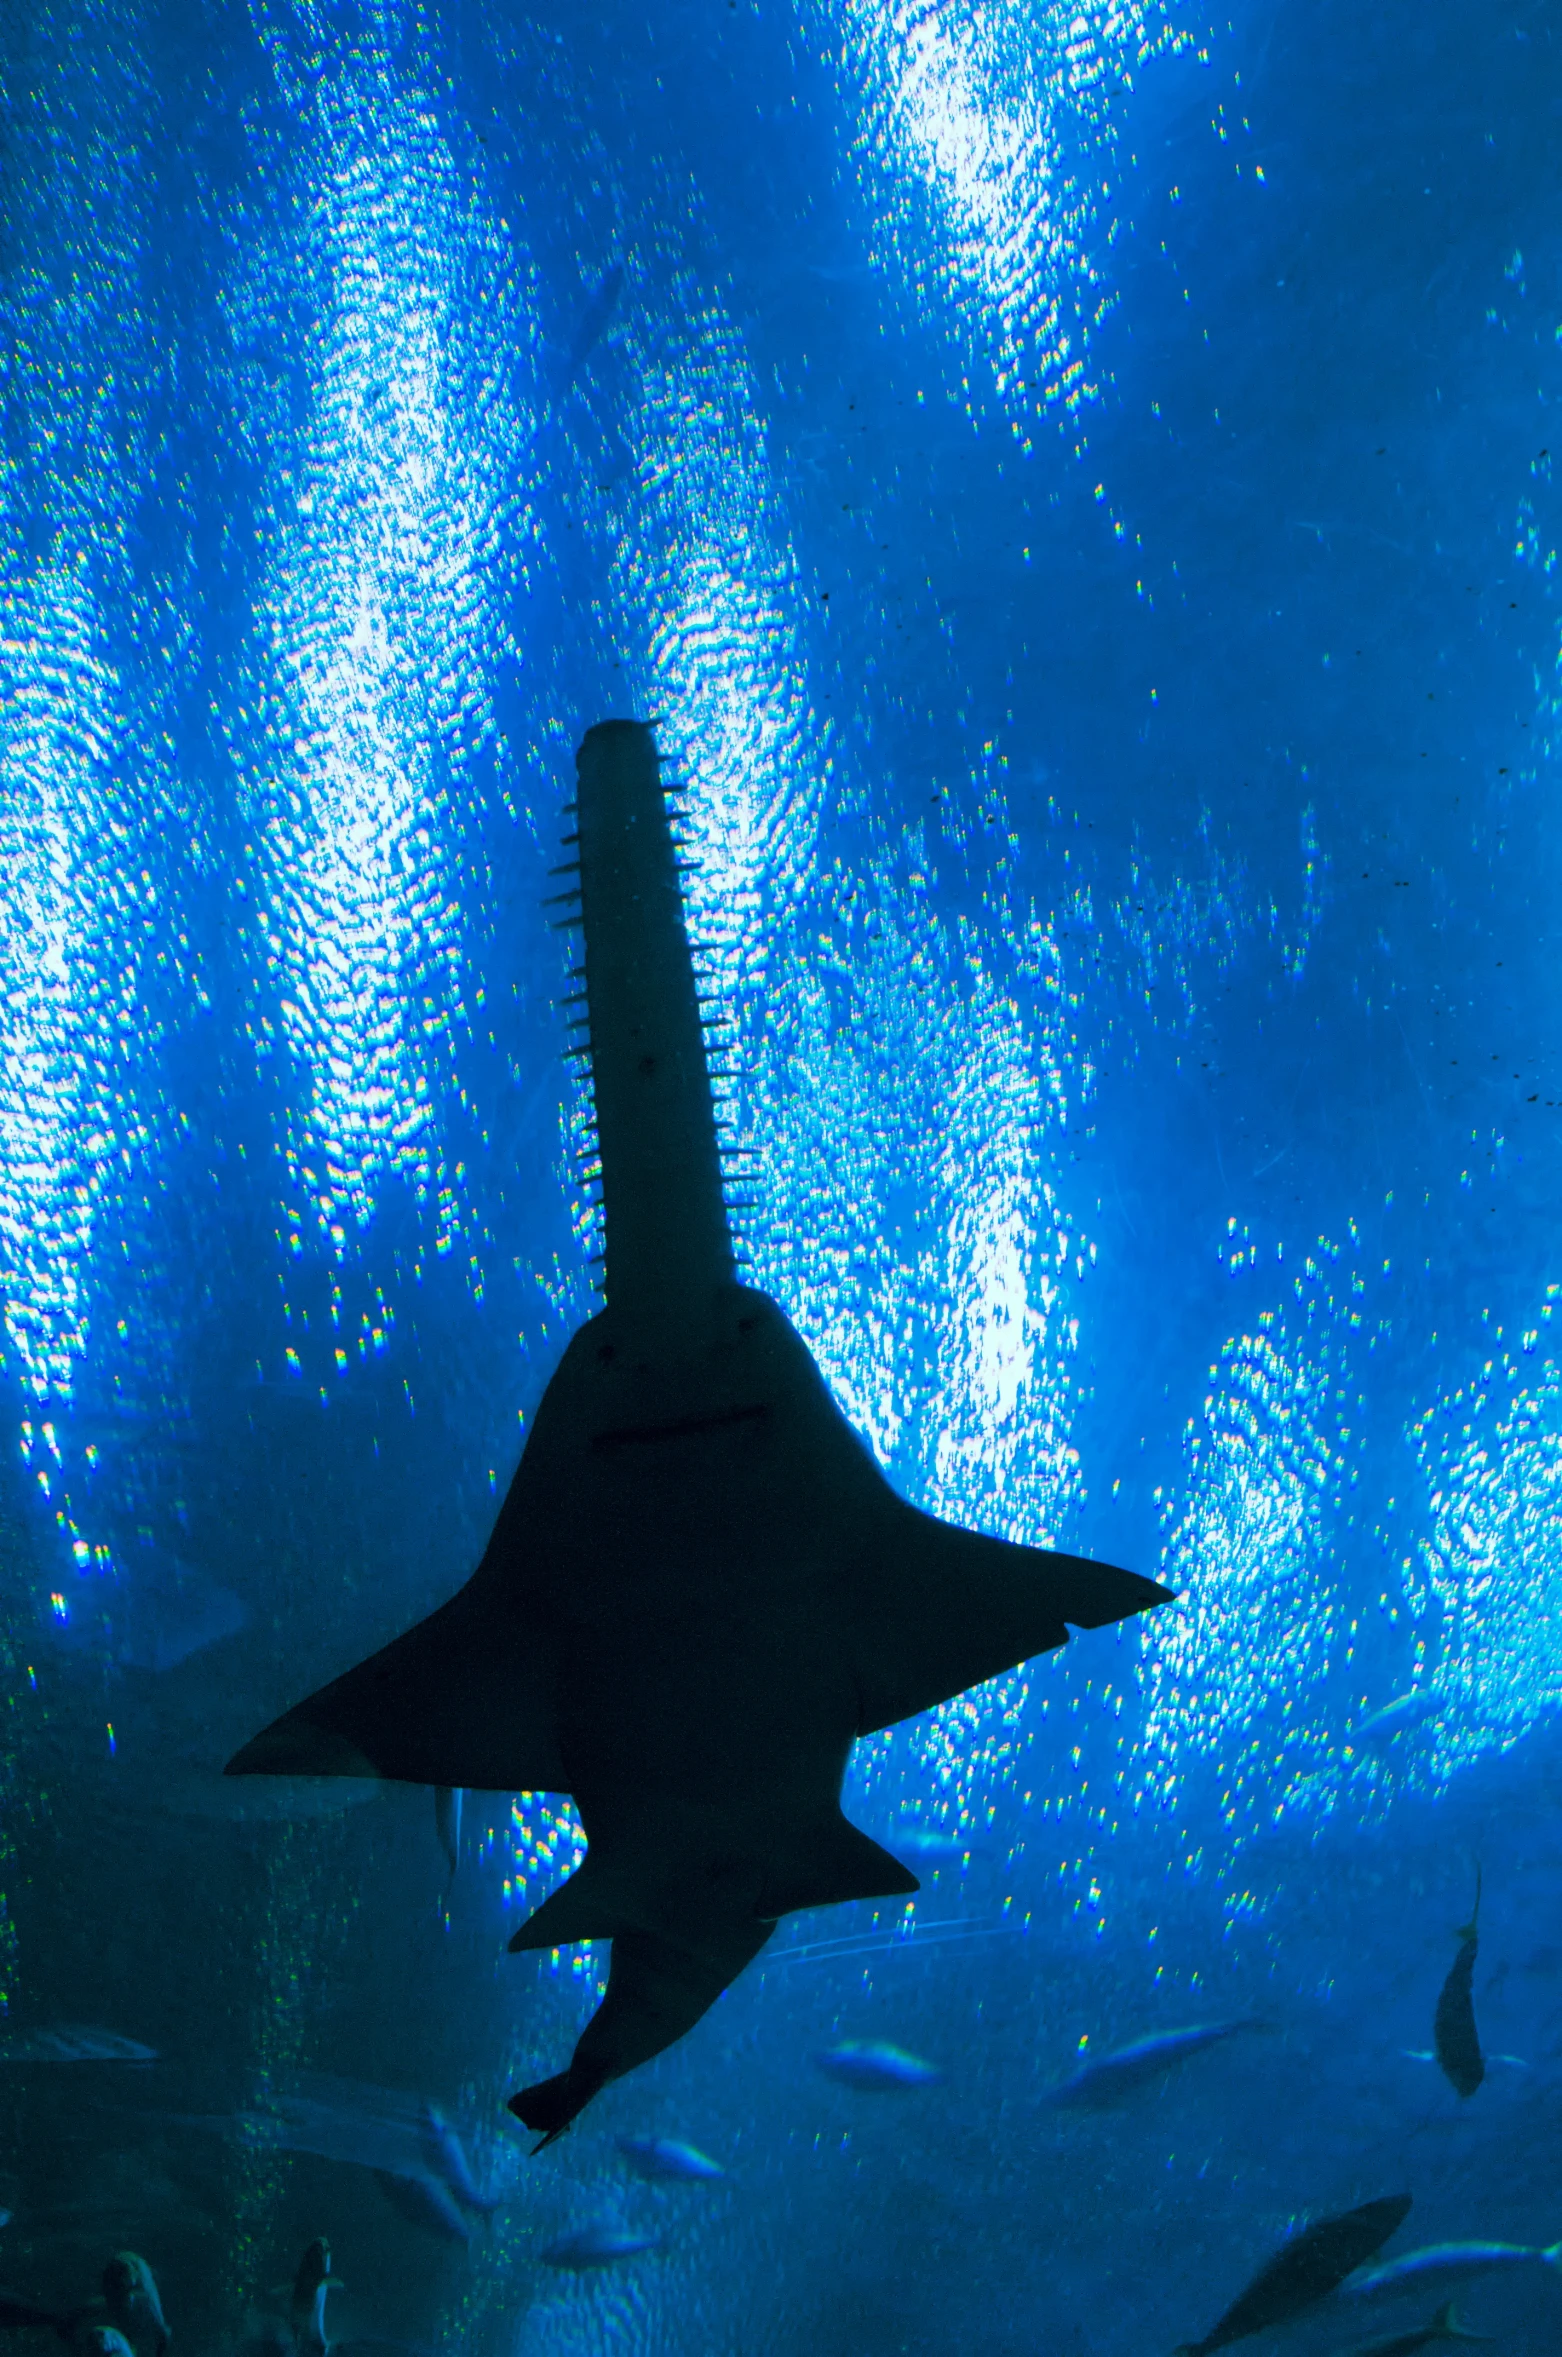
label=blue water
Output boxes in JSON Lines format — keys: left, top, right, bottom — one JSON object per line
{"left": 2, "top": 0, "right": 1561, "bottom": 2348}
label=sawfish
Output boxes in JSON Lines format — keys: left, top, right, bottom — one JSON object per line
{"left": 228, "top": 719, "right": 1171, "bottom": 2143}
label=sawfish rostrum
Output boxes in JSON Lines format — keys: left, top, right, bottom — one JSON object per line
{"left": 227, "top": 720, "right": 1171, "bottom": 2140}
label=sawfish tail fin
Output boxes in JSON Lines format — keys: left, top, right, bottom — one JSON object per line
{"left": 511, "top": 1920, "right": 775, "bottom": 2150}
{"left": 851, "top": 1503, "right": 1175, "bottom": 1734}
{"left": 508, "top": 2062, "right": 611, "bottom": 2151}
{"left": 573, "top": 720, "right": 735, "bottom": 1315}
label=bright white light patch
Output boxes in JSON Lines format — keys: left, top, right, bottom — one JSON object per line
{"left": 605, "top": 292, "right": 828, "bottom": 986}
{"left": 234, "top": 68, "right": 534, "bottom": 1248}
{"left": 812, "top": 0, "right": 1178, "bottom": 409}
{"left": 0, "top": 565, "right": 137, "bottom": 1402}
{"left": 1138, "top": 1322, "right": 1343, "bottom": 1841}
{"left": 1405, "top": 1328, "right": 1562, "bottom": 1777}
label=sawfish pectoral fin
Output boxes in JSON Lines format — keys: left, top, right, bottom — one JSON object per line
{"left": 851, "top": 1506, "right": 1175, "bottom": 1735}
{"left": 755, "top": 1815, "right": 919, "bottom": 1920}
{"left": 225, "top": 1582, "right": 569, "bottom": 1792}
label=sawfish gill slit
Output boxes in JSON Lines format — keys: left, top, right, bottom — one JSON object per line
{"left": 573, "top": 719, "right": 736, "bottom": 1311}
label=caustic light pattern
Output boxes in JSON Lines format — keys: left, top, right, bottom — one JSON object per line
{"left": 811, "top": 0, "right": 1186, "bottom": 417}
{"left": 1408, "top": 1318, "right": 1562, "bottom": 1779}
{"left": 595, "top": 226, "right": 832, "bottom": 980}
{"left": 0, "top": 569, "right": 141, "bottom": 1405}
{"left": 229, "top": 63, "right": 536, "bottom": 1251}
{"left": 1139, "top": 1316, "right": 1345, "bottom": 1841}
{"left": 746, "top": 823, "right": 1090, "bottom": 1826}
{"left": 5, "top": 16, "right": 1562, "bottom": 2355}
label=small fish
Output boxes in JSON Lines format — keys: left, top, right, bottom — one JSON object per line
{"left": 1353, "top": 1693, "right": 1438, "bottom": 1745}
{"left": 813, "top": 2041, "right": 942, "bottom": 2091}
{"left": 100, "top": 2255, "right": 168, "bottom": 2357}
{"left": 616, "top": 2136, "right": 725, "bottom": 2183}
{"left": 1043, "top": 2021, "right": 1263, "bottom": 2108}
{"left": 531, "top": 265, "right": 626, "bottom": 443}
{"left": 372, "top": 2170, "right": 470, "bottom": 2245}
{"left": 1343, "top": 2238, "right": 1562, "bottom": 2299}
{"left": 433, "top": 1789, "right": 462, "bottom": 1882}
{"left": 0, "top": 2028, "right": 155, "bottom": 2066}
{"left": 1400, "top": 2050, "right": 1526, "bottom": 2070}
{"left": 214, "top": 2071, "right": 483, "bottom": 2191}
{"left": 1348, "top": 2300, "right": 1487, "bottom": 2357}
{"left": 887, "top": 1829, "right": 986, "bottom": 1865}
{"left": 1, "top": 2258, "right": 174, "bottom": 2357}
{"left": 290, "top": 2240, "right": 342, "bottom": 2357}
{"left": 1434, "top": 1872, "right": 1484, "bottom": 2099}
{"left": 563, "top": 264, "right": 624, "bottom": 380}
{"left": 540, "top": 2226, "right": 658, "bottom": 2272}
{"left": 1175, "top": 2194, "right": 1413, "bottom": 2354}
{"left": 417, "top": 2104, "right": 496, "bottom": 2217}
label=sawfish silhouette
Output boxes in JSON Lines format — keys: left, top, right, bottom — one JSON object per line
{"left": 228, "top": 720, "right": 1172, "bottom": 2143}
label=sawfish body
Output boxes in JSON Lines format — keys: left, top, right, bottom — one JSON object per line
{"left": 228, "top": 721, "right": 1171, "bottom": 2140}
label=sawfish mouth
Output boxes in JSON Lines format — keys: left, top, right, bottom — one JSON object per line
{"left": 590, "top": 1403, "right": 771, "bottom": 1452}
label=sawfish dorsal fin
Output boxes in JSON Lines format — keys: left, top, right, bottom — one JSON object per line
{"left": 226, "top": 1583, "right": 568, "bottom": 1793}
{"left": 848, "top": 1504, "right": 1170, "bottom": 1735}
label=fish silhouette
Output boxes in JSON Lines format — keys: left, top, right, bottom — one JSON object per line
{"left": 289, "top": 2240, "right": 342, "bottom": 2357}
{"left": 530, "top": 264, "right": 625, "bottom": 450}
{"left": 540, "top": 2225, "right": 658, "bottom": 2271}
{"left": 1175, "top": 2194, "right": 1413, "bottom": 2354}
{"left": 814, "top": 2041, "right": 943, "bottom": 2091}
{"left": 1348, "top": 2301, "right": 1487, "bottom": 2357}
{"left": 616, "top": 2135, "right": 726, "bottom": 2182}
{"left": 0, "top": 2252, "right": 170, "bottom": 2357}
{"left": 371, "top": 2170, "right": 469, "bottom": 2245}
{"left": 1343, "top": 2237, "right": 1562, "bottom": 2300}
{"left": 227, "top": 720, "right": 1171, "bottom": 2142}
{"left": 1433, "top": 1871, "right": 1484, "bottom": 2100}
{"left": 0, "top": 2027, "right": 155, "bottom": 2066}
{"left": 1042, "top": 2019, "right": 1264, "bottom": 2108}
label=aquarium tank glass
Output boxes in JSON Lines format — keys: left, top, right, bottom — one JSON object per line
{"left": 2, "top": 0, "right": 1560, "bottom": 2351}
